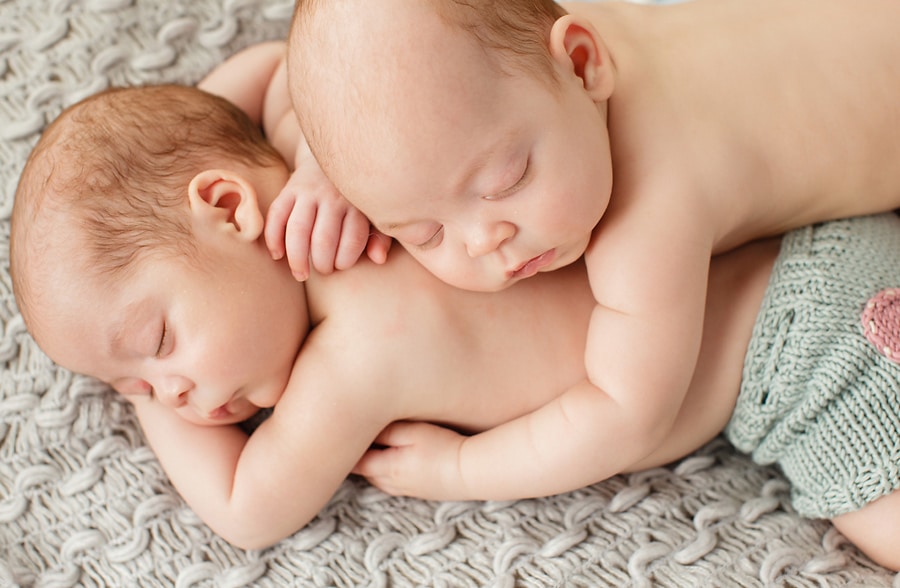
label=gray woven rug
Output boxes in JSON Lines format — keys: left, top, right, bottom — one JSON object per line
{"left": 0, "top": 1, "right": 897, "bottom": 586}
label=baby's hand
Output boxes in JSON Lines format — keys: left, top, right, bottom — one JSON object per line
{"left": 264, "top": 165, "right": 390, "bottom": 281}
{"left": 353, "top": 421, "right": 468, "bottom": 500}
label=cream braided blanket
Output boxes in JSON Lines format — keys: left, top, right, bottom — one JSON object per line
{"left": 0, "top": 1, "right": 896, "bottom": 586}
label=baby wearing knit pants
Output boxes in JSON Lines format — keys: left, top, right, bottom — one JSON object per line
{"left": 727, "top": 213, "right": 900, "bottom": 519}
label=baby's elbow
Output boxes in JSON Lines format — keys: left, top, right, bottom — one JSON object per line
{"left": 875, "top": 553, "right": 900, "bottom": 572}
{"left": 208, "top": 509, "right": 297, "bottom": 550}
{"left": 217, "top": 524, "right": 283, "bottom": 551}
{"left": 230, "top": 535, "right": 279, "bottom": 551}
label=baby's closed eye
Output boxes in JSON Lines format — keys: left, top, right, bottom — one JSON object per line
{"left": 413, "top": 226, "right": 445, "bottom": 250}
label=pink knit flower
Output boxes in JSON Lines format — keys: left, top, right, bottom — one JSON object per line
{"left": 862, "top": 288, "right": 900, "bottom": 363}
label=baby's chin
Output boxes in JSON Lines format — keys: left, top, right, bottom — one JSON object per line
{"left": 548, "top": 248, "right": 586, "bottom": 273}
{"left": 436, "top": 268, "right": 518, "bottom": 293}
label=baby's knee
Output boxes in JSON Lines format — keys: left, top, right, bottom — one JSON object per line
{"left": 832, "top": 490, "right": 900, "bottom": 571}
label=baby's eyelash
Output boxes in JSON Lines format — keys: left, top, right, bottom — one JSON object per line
{"left": 155, "top": 322, "right": 168, "bottom": 357}
{"left": 415, "top": 226, "right": 444, "bottom": 250}
{"left": 512, "top": 156, "right": 532, "bottom": 190}
{"left": 487, "top": 156, "right": 531, "bottom": 201}
{"left": 514, "top": 157, "right": 530, "bottom": 187}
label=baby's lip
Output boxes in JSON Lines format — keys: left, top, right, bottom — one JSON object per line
{"left": 206, "top": 402, "right": 233, "bottom": 421}
{"left": 508, "top": 249, "right": 556, "bottom": 280}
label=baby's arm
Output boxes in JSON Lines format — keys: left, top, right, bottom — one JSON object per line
{"left": 199, "top": 42, "right": 389, "bottom": 279}
{"left": 357, "top": 200, "right": 712, "bottom": 500}
{"left": 131, "top": 351, "right": 382, "bottom": 549}
{"left": 197, "top": 41, "right": 284, "bottom": 128}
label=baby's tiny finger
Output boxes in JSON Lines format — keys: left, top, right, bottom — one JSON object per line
{"left": 335, "top": 211, "right": 370, "bottom": 270}
{"left": 309, "top": 208, "right": 341, "bottom": 275}
{"left": 264, "top": 195, "right": 294, "bottom": 259}
{"left": 367, "top": 231, "right": 392, "bottom": 264}
{"left": 284, "top": 202, "right": 317, "bottom": 280}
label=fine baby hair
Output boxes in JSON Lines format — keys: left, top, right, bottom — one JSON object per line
{"left": 292, "top": 0, "right": 566, "bottom": 79}
{"left": 11, "top": 85, "right": 282, "bottom": 306}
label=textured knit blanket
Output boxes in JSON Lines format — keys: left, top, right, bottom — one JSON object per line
{"left": 0, "top": 1, "right": 897, "bottom": 586}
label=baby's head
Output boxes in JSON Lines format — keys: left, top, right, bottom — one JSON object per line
{"left": 289, "top": 0, "right": 565, "bottom": 179}
{"left": 288, "top": 0, "right": 615, "bottom": 292}
{"left": 12, "top": 85, "right": 310, "bottom": 425}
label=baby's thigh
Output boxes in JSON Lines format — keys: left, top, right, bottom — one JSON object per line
{"left": 833, "top": 491, "right": 900, "bottom": 570}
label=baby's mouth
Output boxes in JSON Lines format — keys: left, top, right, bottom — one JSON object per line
{"left": 206, "top": 402, "right": 233, "bottom": 421}
{"left": 509, "top": 249, "right": 556, "bottom": 280}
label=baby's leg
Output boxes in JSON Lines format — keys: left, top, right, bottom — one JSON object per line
{"left": 833, "top": 491, "right": 900, "bottom": 570}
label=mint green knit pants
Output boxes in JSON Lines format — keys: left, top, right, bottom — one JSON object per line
{"left": 725, "top": 213, "right": 900, "bottom": 519}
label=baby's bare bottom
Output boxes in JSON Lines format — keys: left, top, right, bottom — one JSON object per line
{"left": 627, "top": 236, "right": 780, "bottom": 472}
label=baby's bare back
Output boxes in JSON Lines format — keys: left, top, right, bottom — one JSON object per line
{"left": 308, "top": 239, "right": 776, "bottom": 466}
{"left": 575, "top": 0, "right": 900, "bottom": 248}
{"left": 309, "top": 251, "right": 594, "bottom": 431}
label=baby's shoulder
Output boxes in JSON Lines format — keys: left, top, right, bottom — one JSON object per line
{"left": 306, "top": 265, "right": 416, "bottom": 363}
{"left": 281, "top": 317, "right": 399, "bottom": 422}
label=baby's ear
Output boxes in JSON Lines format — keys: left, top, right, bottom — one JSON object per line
{"left": 548, "top": 15, "right": 614, "bottom": 102}
{"left": 187, "top": 169, "right": 264, "bottom": 242}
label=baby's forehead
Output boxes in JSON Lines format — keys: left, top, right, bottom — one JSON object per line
{"left": 290, "top": 5, "right": 491, "bottom": 153}
{"left": 16, "top": 227, "right": 99, "bottom": 347}
{"left": 290, "top": 0, "right": 466, "bottom": 96}
{"left": 26, "top": 213, "right": 93, "bottom": 282}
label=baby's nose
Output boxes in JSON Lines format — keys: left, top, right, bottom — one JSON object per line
{"left": 465, "top": 221, "right": 516, "bottom": 258}
{"left": 155, "top": 375, "right": 193, "bottom": 409}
